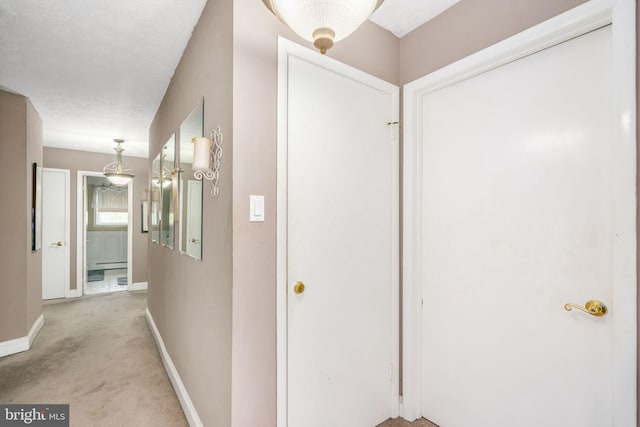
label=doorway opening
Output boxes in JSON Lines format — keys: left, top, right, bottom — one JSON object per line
{"left": 77, "top": 171, "right": 133, "bottom": 296}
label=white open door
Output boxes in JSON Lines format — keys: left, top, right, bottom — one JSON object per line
{"left": 42, "top": 168, "right": 70, "bottom": 299}
{"left": 403, "top": 1, "right": 636, "bottom": 425}
{"left": 277, "top": 39, "right": 399, "bottom": 427}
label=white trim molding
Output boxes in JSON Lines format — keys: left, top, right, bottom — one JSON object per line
{"left": 76, "top": 170, "right": 135, "bottom": 297}
{"left": 145, "top": 308, "right": 202, "bottom": 427}
{"left": 131, "top": 282, "right": 148, "bottom": 291}
{"left": 0, "top": 314, "right": 44, "bottom": 358}
{"left": 28, "top": 313, "right": 44, "bottom": 347}
{"left": 64, "top": 289, "right": 80, "bottom": 299}
{"left": 402, "top": 0, "right": 635, "bottom": 422}
{"left": 126, "top": 176, "right": 134, "bottom": 292}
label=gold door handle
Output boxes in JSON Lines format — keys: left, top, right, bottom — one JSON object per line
{"left": 564, "top": 300, "right": 607, "bottom": 316}
{"left": 293, "top": 281, "right": 305, "bottom": 294}
{"left": 50, "top": 241, "right": 65, "bottom": 247}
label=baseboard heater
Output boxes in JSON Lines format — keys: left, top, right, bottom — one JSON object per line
{"left": 92, "top": 261, "right": 127, "bottom": 270}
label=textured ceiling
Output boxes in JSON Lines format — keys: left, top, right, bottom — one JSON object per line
{"left": 370, "top": 0, "right": 461, "bottom": 38}
{"left": 0, "top": 0, "right": 207, "bottom": 158}
{"left": 0, "top": 0, "right": 457, "bottom": 159}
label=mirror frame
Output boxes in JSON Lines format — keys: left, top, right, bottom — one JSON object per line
{"left": 150, "top": 152, "right": 162, "bottom": 244}
{"left": 160, "top": 134, "right": 176, "bottom": 249}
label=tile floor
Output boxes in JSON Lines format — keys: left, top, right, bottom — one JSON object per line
{"left": 85, "top": 268, "right": 128, "bottom": 295}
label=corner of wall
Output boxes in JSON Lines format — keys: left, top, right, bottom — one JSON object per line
{"left": 146, "top": 0, "right": 233, "bottom": 425}
{"left": 25, "top": 98, "right": 43, "bottom": 330}
{"left": 0, "top": 90, "right": 41, "bottom": 346}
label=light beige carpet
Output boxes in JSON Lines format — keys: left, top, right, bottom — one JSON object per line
{"left": 0, "top": 290, "right": 436, "bottom": 427}
{"left": 0, "top": 291, "right": 187, "bottom": 427}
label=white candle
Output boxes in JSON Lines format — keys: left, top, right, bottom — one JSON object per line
{"left": 192, "top": 137, "right": 211, "bottom": 171}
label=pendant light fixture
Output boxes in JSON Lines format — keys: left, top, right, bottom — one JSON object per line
{"left": 103, "top": 139, "right": 135, "bottom": 186}
{"left": 262, "top": 0, "right": 385, "bottom": 54}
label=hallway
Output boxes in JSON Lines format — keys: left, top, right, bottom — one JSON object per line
{"left": 0, "top": 291, "right": 187, "bottom": 426}
{"left": 0, "top": 291, "right": 438, "bottom": 427}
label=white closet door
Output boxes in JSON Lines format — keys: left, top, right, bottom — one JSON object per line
{"left": 42, "top": 168, "right": 70, "bottom": 300}
{"left": 415, "top": 26, "right": 631, "bottom": 426}
{"left": 280, "top": 42, "right": 399, "bottom": 427}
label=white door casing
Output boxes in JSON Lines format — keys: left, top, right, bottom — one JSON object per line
{"left": 76, "top": 171, "right": 134, "bottom": 294}
{"left": 42, "top": 168, "right": 71, "bottom": 299}
{"left": 403, "top": 0, "right": 635, "bottom": 425}
{"left": 277, "top": 38, "right": 400, "bottom": 427}
{"left": 186, "top": 180, "right": 202, "bottom": 258}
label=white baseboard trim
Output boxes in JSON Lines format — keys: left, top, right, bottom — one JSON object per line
{"left": 131, "top": 282, "right": 148, "bottom": 291}
{"left": 28, "top": 314, "right": 44, "bottom": 347}
{"left": 145, "top": 308, "right": 203, "bottom": 427}
{"left": 0, "top": 314, "right": 44, "bottom": 358}
{"left": 65, "top": 289, "right": 80, "bottom": 298}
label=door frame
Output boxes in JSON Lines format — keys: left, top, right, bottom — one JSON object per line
{"left": 402, "top": 0, "right": 636, "bottom": 422}
{"left": 42, "top": 167, "right": 72, "bottom": 298}
{"left": 276, "top": 37, "right": 400, "bottom": 427}
{"left": 76, "top": 170, "right": 134, "bottom": 295}
{"left": 185, "top": 179, "right": 202, "bottom": 259}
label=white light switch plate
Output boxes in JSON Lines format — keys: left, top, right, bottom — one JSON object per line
{"left": 250, "top": 195, "right": 265, "bottom": 222}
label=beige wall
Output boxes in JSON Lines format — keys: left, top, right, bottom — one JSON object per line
{"left": 147, "top": 0, "right": 398, "bottom": 425}
{"left": 0, "top": 89, "right": 42, "bottom": 342}
{"left": 43, "top": 147, "right": 149, "bottom": 288}
{"left": 147, "top": 0, "right": 234, "bottom": 425}
{"left": 26, "top": 99, "right": 43, "bottom": 329}
{"left": 150, "top": 0, "right": 637, "bottom": 425}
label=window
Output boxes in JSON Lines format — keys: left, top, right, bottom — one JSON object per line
{"left": 94, "top": 186, "right": 128, "bottom": 226}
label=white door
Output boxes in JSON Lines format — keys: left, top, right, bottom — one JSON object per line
{"left": 279, "top": 40, "right": 399, "bottom": 427}
{"left": 42, "top": 168, "right": 70, "bottom": 300}
{"left": 407, "top": 22, "right": 635, "bottom": 426}
{"left": 186, "top": 180, "right": 202, "bottom": 258}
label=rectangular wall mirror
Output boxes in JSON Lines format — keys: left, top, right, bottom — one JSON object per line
{"left": 32, "top": 163, "right": 43, "bottom": 251}
{"left": 151, "top": 152, "right": 161, "bottom": 244}
{"left": 161, "top": 134, "right": 176, "bottom": 249}
{"left": 179, "top": 99, "right": 204, "bottom": 260}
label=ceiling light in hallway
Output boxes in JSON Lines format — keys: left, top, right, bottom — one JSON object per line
{"left": 103, "top": 139, "right": 135, "bottom": 186}
{"left": 262, "top": 0, "right": 385, "bottom": 54}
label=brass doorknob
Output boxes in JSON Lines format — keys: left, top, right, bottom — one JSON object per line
{"left": 293, "top": 281, "right": 305, "bottom": 294}
{"left": 564, "top": 300, "right": 607, "bottom": 316}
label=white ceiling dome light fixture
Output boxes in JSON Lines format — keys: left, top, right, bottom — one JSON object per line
{"left": 103, "top": 139, "right": 135, "bottom": 186}
{"left": 262, "top": 0, "right": 385, "bottom": 54}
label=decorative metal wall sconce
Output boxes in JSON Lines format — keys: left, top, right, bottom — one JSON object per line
{"left": 192, "top": 125, "right": 223, "bottom": 197}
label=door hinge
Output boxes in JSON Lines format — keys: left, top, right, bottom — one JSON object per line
{"left": 387, "top": 121, "right": 399, "bottom": 141}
